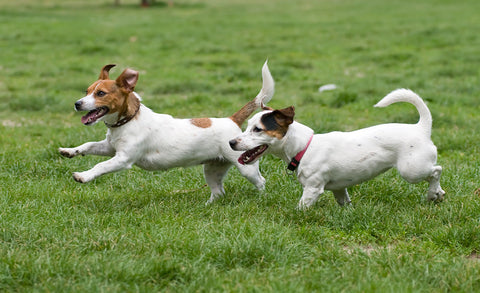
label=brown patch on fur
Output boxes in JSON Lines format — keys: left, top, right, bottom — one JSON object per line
{"left": 264, "top": 129, "right": 287, "bottom": 139}
{"left": 259, "top": 106, "right": 295, "bottom": 139}
{"left": 259, "top": 114, "right": 288, "bottom": 139}
{"left": 126, "top": 92, "right": 141, "bottom": 119}
{"left": 230, "top": 100, "right": 258, "bottom": 127}
{"left": 88, "top": 80, "right": 124, "bottom": 115}
{"left": 191, "top": 118, "right": 212, "bottom": 128}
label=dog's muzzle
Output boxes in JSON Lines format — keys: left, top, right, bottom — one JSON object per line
{"left": 74, "top": 100, "right": 83, "bottom": 111}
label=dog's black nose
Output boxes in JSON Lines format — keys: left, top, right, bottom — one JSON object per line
{"left": 229, "top": 139, "right": 237, "bottom": 150}
{"left": 74, "top": 101, "right": 82, "bottom": 111}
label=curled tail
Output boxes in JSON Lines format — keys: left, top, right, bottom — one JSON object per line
{"left": 230, "top": 60, "right": 274, "bottom": 127}
{"left": 374, "top": 88, "right": 432, "bottom": 135}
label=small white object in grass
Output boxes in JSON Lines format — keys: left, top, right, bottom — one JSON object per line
{"left": 318, "top": 84, "right": 337, "bottom": 92}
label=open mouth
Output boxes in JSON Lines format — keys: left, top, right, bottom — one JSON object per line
{"left": 238, "top": 145, "right": 268, "bottom": 165}
{"left": 81, "top": 106, "right": 109, "bottom": 125}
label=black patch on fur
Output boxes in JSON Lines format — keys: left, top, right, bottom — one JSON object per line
{"left": 261, "top": 112, "right": 279, "bottom": 131}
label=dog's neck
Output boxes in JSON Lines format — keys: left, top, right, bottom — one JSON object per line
{"left": 103, "top": 92, "right": 141, "bottom": 127}
{"left": 270, "top": 121, "right": 314, "bottom": 163}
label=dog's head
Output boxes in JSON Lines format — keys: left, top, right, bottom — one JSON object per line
{"left": 74, "top": 64, "right": 139, "bottom": 125}
{"left": 229, "top": 106, "right": 295, "bottom": 164}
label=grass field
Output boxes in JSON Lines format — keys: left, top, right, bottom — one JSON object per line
{"left": 1, "top": 0, "right": 480, "bottom": 291}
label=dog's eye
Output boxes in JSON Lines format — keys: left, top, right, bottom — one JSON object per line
{"left": 96, "top": 91, "right": 106, "bottom": 97}
{"left": 253, "top": 126, "right": 263, "bottom": 133}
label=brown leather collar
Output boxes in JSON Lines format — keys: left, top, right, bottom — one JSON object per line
{"left": 104, "top": 104, "right": 140, "bottom": 128}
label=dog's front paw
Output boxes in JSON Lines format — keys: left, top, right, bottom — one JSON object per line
{"left": 73, "top": 172, "right": 92, "bottom": 183}
{"left": 428, "top": 189, "right": 445, "bottom": 202}
{"left": 296, "top": 201, "right": 311, "bottom": 211}
{"left": 205, "top": 192, "right": 222, "bottom": 206}
{"left": 59, "top": 147, "right": 79, "bottom": 158}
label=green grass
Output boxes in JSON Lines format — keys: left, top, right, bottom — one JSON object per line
{"left": 1, "top": 0, "right": 480, "bottom": 291}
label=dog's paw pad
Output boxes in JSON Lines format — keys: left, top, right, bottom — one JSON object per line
{"left": 436, "top": 191, "right": 446, "bottom": 201}
{"left": 59, "top": 148, "right": 77, "bottom": 158}
{"left": 428, "top": 189, "right": 445, "bottom": 202}
{"left": 73, "top": 172, "right": 86, "bottom": 183}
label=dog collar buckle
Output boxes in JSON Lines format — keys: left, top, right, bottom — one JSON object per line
{"left": 287, "top": 158, "right": 300, "bottom": 172}
{"left": 286, "top": 162, "right": 296, "bottom": 176}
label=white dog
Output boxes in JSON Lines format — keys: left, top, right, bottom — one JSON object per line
{"left": 229, "top": 89, "right": 445, "bottom": 208}
{"left": 59, "top": 62, "right": 274, "bottom": 204}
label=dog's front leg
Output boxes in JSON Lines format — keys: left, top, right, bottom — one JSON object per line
{"left": 204, "top": 161, "right": 231, "bottom": 205}
{"left": 72, "top": 153, "right": 133, "bottom": 183}
{"left": 59, "top": 139, "right": 115, "bottom": 158}
{"left": 298, "top": 185, "right": 324, "bottom": 209}
{"left": 427, "top": 166, "right": 445, "bottom": 201}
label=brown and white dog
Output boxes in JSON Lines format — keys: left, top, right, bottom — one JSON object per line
{"left": 230, "top": 89, "right": 445, "bottom": 209}
{"left": 59, "top": 62, "right": 274, "bottom": 204}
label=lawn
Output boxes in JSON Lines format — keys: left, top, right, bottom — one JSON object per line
{"left": 1, "top": 0, "right": 480, "bottom": 291}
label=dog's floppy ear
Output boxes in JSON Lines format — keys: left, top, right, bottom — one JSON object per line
{"left": 116, "top": 68, "right": 139, "bottom": 92}
{"left": 99, "top": 64, "right": 116, "bottom": 80}
{"left": 273, "top": 106, "right": 295, "bottom": 127}
{"left": 261, "top": 106, "right": 295, "bottom": 135}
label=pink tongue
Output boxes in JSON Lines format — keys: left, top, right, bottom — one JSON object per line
{"left": 81, "top": 115, "right": 89, "bottom": 124}
{"left": 238, "top": 145, "right": 267, "bottom": 165}
{"left": 81, "top": 110, "right": 98, "bottom": 124}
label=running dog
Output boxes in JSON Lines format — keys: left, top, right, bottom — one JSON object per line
{"left": 229, "top": 89, "right": 445, "bottom": 208}
{"left": 59, "top": 62, "right": 274, "bottom": 204}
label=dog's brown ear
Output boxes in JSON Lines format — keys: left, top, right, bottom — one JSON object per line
{"left": 260, "top": 106, "right": 295, "bottom": 137}
{"left": 99, "top": 64, "right": 116, "bottom": 80}
{"left": 116, "top": 68, "right": 139, "bottom": 92}
{"left": 273, "top": 106, "right": 295, "bottom": 126}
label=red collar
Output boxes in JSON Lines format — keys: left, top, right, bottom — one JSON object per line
{"left": 287, "top": 134, "right": 313, "bottom": 172}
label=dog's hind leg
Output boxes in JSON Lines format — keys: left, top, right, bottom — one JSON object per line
{"left": 426, "top": 166, "right": 445, "bottom": 201}
{"left": 236, "top": 161, "right": 266, "bottom": 191}
{"left": 204, "top": 161, "right": 232, "bottom": 205}
{"left": 398, "top": 156, "right": 445, "bottom": 201}
{"left": 332, "top": 188, "right": 352, "bottom": 206}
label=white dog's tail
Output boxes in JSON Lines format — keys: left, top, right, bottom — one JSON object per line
{"left": 374, "top": 89, "right": 432, "bottom": 135}
{"left": 254, "top": 60, "right": 274, "bottom": 107}
{"left": 230, "top": 60, "right": 274, "bottom": 127}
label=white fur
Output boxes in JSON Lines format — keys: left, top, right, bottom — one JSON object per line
{"left": 256, "top": 60, "right": 274, "bottom": 106}
{"left": 76, "top": 93, "right": 96, "bottom": 111}
{"left": 231, "top": 89, "right": 445, "bottom": 209}
{"left": 59, "top": 63, "right": 274, "bottom": 204}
